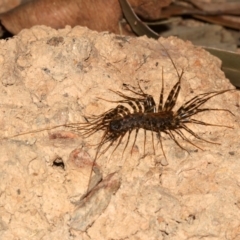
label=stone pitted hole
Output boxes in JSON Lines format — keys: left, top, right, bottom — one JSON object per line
{"left": 52, "top": 157, "right": 65, "bottom": 170}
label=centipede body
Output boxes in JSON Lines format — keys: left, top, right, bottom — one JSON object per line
{"left": 3, "top": 42, "right": 234, "bottom": 163}
{"left": 68, "top": 56, "right": 234, "bottom": 161}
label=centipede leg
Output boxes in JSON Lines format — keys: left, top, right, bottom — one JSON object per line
{"left": 181, "top": 108, "right": 234, "bottom": 120}
{"left": 180, "top": 123, "right": 221, "bottom": 145}
{"left": 151, "top": 125, "right": 156, "bottom": 155}
{"left": 157, "top": 131, "right": 166, "bottom": 159}
{"left": 143, "top": 129, "right": 146, "bottom": 156}
{"left": 177, "top": 90, "right": 233, "bottom": 116}
{"left": 172, "top": 129, "right": 204, "bottom": 151}
{"left": 167, "top": 130, "right": 190, "bottom": 153}
{"left": 183, "top": 118, "right": 233, "bottom": 129}
{"left": 124, "top": 83, "right": 156, "bottom": 113}
{"left": 163, "top": 79, "right": 181, "bottom": 111}
{"left": 122, "top": 130, "right": 133, "bottom": 157}
{"left": 131, "top": 129, "right": 139, "bottom": 155}
{"left": 109, "top": 132, "right": 127, "bottom": 158}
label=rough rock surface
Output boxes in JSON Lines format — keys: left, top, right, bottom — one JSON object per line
{"left": 0, "top": 25, "right": 239, "bottom": 240}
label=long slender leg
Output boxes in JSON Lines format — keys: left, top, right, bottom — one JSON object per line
{"left": 180, "top": 123, "right": 221, "bottom": 145}
{"left": 166, "top": 130, "right": 190, "bottom": 153}
{"left": 143, "top": 95, "right": 156, "bottom": 113}
{"left": 157, "top": 131, "right": 166, "bottom": 159}
{"left": 104, "top": 105, "right": 130, "bottom": 120}
{"left": 96, "top": 138, "right": 117, "bottom": 159}
{"left": 150, "top": 124, "right": 156, "bottom": 155}
{"left": 122, "top": 130, "right": 133, "bottom": 157}
{"left": 178, "top": 108, "right": 234, "bottom": 120}
{"left": 143, "top": 130, "right": 146, "bottom": 156}
{"left": 115, "top": 105, "right": 131, "bottom": 117}
{"left": 131, "top": 129, "right": 139, "bottom": 155}
{"left": 134, "top": 100, "right": 143, "bottom": 113}
{"left": 182, "top": 118, "right": 233, "bottom": 129}
{"left": 163, "top": 81, "right": 181, "bottom": 111}
{"left": 177, "top": 90, "right": 233, "bottom": 117}
{"left": 77, "top": 105, "right": 129, "bottom": 139}
{"left": 108, "top": 132, "right": 127, "bottom": 159}
{"left": 108, "top": 89, "right": 144, "bottom": 101}
{"left": 163, "top": 70, "right": 184, "bottom": 112}
{"left": 122, "top": 82, "right": 146, "bottom": 96}
{"left": 92, "top": 132, "right": 109, "bottom": 160}
{"left": 172, "top": 129, "right": 204, "bottom": 151}
{"left": 99, "top": 86, "right": 157, "bottom": 114}
{"left": 126, "top": 82, "right": 157, "bottom": 113}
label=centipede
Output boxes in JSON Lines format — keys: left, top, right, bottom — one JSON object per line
{"left": 65, "top": 52, "right": 234, "bottom": 161}
{"left": 4, "top": 46, "right": 234, "bottom": 162}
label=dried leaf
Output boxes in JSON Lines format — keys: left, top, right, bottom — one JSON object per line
{"left": 129, "top": 0, "right": 171, "bottom": 19}
{"left": 194, "top": 15, "right": 240, "bottom": 30}
{"left": 189, "top": 0, "right": 240, "bottom": 14}
{"left": 0, "top": 0, "right": 122, "bottom": 34}
{"left": 119, "top": 0, "right": 159, "bottom": 38}
{"left": 204, "top": 47, "right": 240, "bottom": 87}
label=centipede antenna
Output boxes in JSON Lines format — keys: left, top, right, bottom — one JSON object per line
{"left": 3, "top": 123, "right": 73, "bottom": 140}
{"left": 159, "top": 42, "right": 182, "bottom": 80}
{"left": 158, "top": 67, "right": 164, "bottom": 112}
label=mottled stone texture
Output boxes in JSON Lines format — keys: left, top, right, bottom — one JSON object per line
{"left": 0, "top": 26, "right": 239, "bottom": 239}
